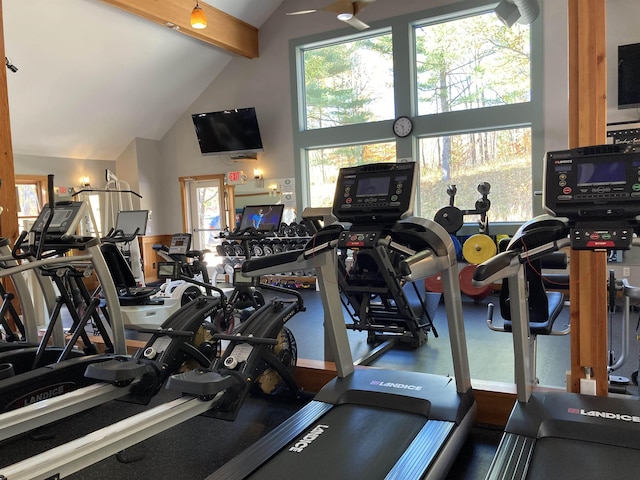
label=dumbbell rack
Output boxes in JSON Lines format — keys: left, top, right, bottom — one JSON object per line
{"left": 214, "top": 221, "right": 316, "bottom": 288}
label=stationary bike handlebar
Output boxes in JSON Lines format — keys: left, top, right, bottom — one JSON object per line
{"left": 101, "top": 227, "right": 141, "bottom": 244}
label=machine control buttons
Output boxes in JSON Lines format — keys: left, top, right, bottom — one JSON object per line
{"left": 571, "top": 228, "right": 631, "bottom": 250}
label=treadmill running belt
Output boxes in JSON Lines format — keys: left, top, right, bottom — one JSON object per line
{"left": 248, "top": 403, "right": 429, "bottom": 479}
{"left": 528, "top": 437, "right": 640, "bottom": 479}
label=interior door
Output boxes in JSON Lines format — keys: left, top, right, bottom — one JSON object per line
{"left": 184, "top": 176, "right": 227, "bottom": 251}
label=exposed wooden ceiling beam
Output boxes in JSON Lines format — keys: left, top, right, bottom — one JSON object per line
{"left": 0, "top": 0, "right": 19, "bottom": 243}
{"left": 101, "top": 0, "right": 259, "bottom": 59}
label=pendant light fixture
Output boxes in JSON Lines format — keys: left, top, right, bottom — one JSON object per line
{"left": 191, "top": 1, "right": 207, "bottom": 29}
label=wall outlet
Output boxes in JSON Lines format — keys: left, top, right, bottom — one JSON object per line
{"left": 623, "top": 267, "right": 631, "bottom": 277}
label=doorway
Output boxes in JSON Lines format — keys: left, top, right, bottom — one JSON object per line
{"left": 179, "top": 174, "right": 230, "bottom": 251}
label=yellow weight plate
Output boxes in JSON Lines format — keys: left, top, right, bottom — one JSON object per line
{"left": 462, "top": 234, "right": 497, "bottom": 264}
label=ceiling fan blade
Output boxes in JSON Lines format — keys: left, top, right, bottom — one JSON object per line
{"left": 353, "top": 0, "right": 375, "bottom": 15}
{"left": 342, "top": 16, "right": 370, "bottom": 30}
{"left": 288, "top": 0, "right": 374, "bottom": 30}
{"left": 319, "top": 0, "right": 355, "bottom": 15}
{"left": 286, "top": 9, "right": 319, "bottom": 15}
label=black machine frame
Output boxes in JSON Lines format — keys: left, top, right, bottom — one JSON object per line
{"left": 474, "top": 144, "right": 640, "bottom": 479}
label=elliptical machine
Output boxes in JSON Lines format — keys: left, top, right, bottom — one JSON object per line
{"left": 0, "top": 178, "right": 127, "bottom": 412}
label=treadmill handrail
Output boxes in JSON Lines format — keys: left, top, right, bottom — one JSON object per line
{"left": 473, "top": 237, "right": 571, "bottom": 287}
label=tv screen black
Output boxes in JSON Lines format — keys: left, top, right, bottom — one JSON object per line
{"left": 618, "top": 42, "right": 640, "bottom": 109}
{"left": 238, "top": 205, "right": 284, "bottom": 233}
{"left": 192, "top": 107, "right": 264, "bottom": 157}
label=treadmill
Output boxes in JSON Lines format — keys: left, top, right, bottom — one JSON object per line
{"left": 474, "top": 144, "right": 640, "bottom": 479}
{"left": 207, "top": 161, "right": 476, "bottom": 479}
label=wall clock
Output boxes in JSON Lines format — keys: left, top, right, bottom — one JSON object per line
{"left": 393, "top": 116, "right": 413, "bottom": 138}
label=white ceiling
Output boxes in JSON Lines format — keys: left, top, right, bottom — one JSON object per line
{"left": 2, "top": 0, "right": 285, "bottom": 160}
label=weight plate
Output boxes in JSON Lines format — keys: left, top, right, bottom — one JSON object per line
{"left": 477, "top": 182, "right": 491, "bottom": 195}
{"left": 474, "top": 198, "right": 491, "bottom": 213}
{"left": 223, "top": 245, "right": 235, "bottom": 256}
{"left": 296, "top": 223, "right": 307, "bottom": 237}
{"left": 434, "top": 206, "right": 464, "bottom": 234}
{"left": 233, "top": 245, "right": 245, "bottom": 256}
{"left": 450, "top": 235, "right": 463, "bottom": 261}
{"left": 462, "top": 234, "right": 497, "bottom": 265}
{"left": 425, "top": 273, "right": 444, "bottom": 293}
{"left": 459, "top": 264, "right": 493, "bottom": 300}
{"left": 495, "top": 234, "right": 511, "bottom": 252}
{"left": 262, "top": 245, "right": 274, "bottom": 255}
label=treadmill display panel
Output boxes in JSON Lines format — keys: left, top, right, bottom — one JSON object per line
{"left": 333, "top": 162, "right": 417, "bottom": 224}
{"left": 543, "top": 144, "right": 640, "bottom": 220}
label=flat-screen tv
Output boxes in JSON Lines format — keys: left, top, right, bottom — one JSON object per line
{"left": 618, "top": 42, "right": 640, "bottom": 109}
{"left": 192, "top": 107, "right": 264, "bottom": 157}
{"left": 238, "top": 205, "right": 284, "bottom": 233}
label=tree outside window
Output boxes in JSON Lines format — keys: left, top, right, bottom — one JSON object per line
{"left": 303, "top": 33, "right": 394, "bottom": 130}
{"left": 295, "top": 5, "right": 535, "bottom": 224}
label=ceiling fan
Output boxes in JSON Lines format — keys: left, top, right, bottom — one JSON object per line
{"left": 287, "top": 0, "right": 376, "bottom": 31}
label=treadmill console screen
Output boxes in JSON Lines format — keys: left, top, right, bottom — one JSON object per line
{"left": 333, "top": 162, "right": 417, "bottom": 224}
{"left": 543, "top": 144, "right": 640, "bottom": 220}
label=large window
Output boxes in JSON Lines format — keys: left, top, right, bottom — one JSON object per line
{"left": 16, "top": 176, "right": 46, "bottom": 233}
{"left": 415, "top": 13, "right": 530, "bottom": 115}
{"left": 292, "top": 1, "right": 541, "bottom": 225}
{"left": 303, "top": 33, "right": 394, "bottom": 129}
{"left": 419, "top": 128, "right": 531, "bottom": 221}
{"left": 308, "top": 142, "right": 396, "bottom": 207}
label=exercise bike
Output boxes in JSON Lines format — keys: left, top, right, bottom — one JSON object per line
{"left": 152, "top": 233, "right": 215, "bottom": 303}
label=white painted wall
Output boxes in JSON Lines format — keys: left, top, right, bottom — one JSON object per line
{"left": 14, "top": 153, "right": 114, "bottom": 194}
{"left": 155, "top": 0, "right": 570, "bottom": 234}
{"left": 15, "top": 0, "right": 640, "bottom": 236}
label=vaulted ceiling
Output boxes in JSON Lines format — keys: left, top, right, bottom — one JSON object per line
{"left": 2, "top": 0, "right": 285, "bottom": 160}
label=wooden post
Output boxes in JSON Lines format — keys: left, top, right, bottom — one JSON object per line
{"left": 567, "top": 0, "right": 608, "bottom": 395}
{"left": 0, "top": 0, "right": 19, "bottom": 242}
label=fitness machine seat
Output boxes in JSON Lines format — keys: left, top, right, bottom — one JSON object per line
{"left": 491, "top": 216, "right": 570, "bottom": 336}
{"left": 100, "top": 243, "right": 160, "bottom": 306}
{"left": 500, "top": 291, "right": 565, "bottom": 335}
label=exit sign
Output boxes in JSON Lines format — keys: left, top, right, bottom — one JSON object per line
{"left": 227, "top": 170, "right": 246, "bottom": 184}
